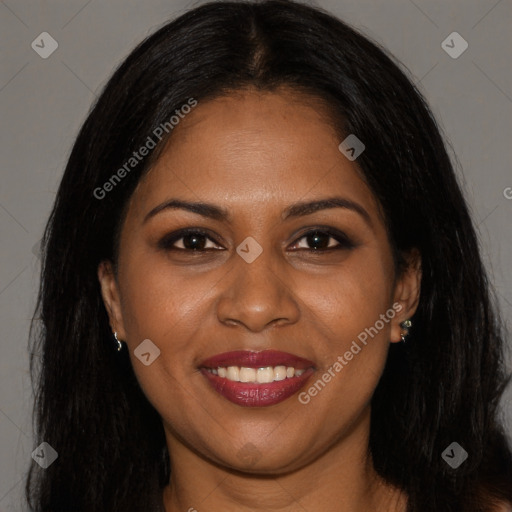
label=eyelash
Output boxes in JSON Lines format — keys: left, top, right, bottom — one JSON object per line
{"left": 158, "top": 227, "right": 356, "bottom": 253}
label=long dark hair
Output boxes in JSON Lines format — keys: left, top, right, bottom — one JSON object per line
{"left": 26, "top": 1, "right": 512, "bottom": 510}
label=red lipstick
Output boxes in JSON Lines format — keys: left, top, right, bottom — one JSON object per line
{"left": 199, "top": 350, "right": 315, "bottom": 407}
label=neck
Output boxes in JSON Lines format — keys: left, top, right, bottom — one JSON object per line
{"left": 162, "top": 407, "right": 407, "bottom": 512}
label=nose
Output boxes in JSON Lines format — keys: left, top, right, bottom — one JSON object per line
{"left": 215, "top": 250, "right": 300, "bottom": 333}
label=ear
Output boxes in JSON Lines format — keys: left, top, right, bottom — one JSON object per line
{"left": 97, "top": 260, "right": 127, "bottom": 341}
{"left": 390, "top": 248, "right": 422, "bottom": 343}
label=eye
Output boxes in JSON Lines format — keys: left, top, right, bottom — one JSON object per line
{"left": 158, "top": 227, "right": 355, "bottom": 253}
{"left": 289, "top": 228, "right": 355, "bottom": 252}
{"left": 158, "top": 228, "right": 223, "bottom": 251}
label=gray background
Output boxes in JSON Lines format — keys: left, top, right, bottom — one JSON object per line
{"left": 1, "top": 0, "right": 511, "bottom": 509}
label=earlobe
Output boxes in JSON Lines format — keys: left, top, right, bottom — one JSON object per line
{"left": 390, "top": 248, "right": 422, "bottom": 343}
{"left": 97, "top": 260, "right": 127, "bottom": 340}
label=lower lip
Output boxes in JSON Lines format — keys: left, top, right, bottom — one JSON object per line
{"left": 200, "top": 367, "right": 315, "bottom": 407}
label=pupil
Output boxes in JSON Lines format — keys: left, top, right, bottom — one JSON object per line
{"left": 183, "top": 233, "right": 204, "bottom": 250}
{"left": 307, "top": 232, "right": 328, "bottom": 249}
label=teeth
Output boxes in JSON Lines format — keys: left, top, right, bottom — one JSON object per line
{"left": 256, "top": 367, "right": 274, "bottom": 383}
{"left": 226, "top": 366, "right": 239, "bottom": 381}
{"left": 207, "top": 365, "right": 309, "bottom": 383}
{"left": 274, "top": 366, "right": 287, "bottom": 381}
{"left": 239, "top": 367, "right": 256, "bottom": 382}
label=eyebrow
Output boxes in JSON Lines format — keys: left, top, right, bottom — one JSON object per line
{"left": 143, "top": 196, "right": 373, "bottom": 229}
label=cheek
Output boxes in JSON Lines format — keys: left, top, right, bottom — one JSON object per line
{"left": 116, "top": 257, "right": 209, "bottom": 422}
{"left": 118, "top": 253, "right": 209, "bottom": 345}
{"left": 298, "top": 250, "right": 394, "bottom": 399}
{"left": 302, "top": 250, "right": 394, "bottom": 344}
{"left": 116, "top": 251, "right": 219, "bottom": 392}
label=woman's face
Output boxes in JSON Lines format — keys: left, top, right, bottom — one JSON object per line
{"left": 98, "top": 88, "right": 421, "bottom": 474}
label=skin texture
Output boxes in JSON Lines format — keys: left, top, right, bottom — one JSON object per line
{"left": 98, "top": 88, "right": 422, "bottom": 512}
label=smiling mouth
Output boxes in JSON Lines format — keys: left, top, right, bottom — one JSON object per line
{"left": 199, "top": 350, "right": 316, "bottom": 407}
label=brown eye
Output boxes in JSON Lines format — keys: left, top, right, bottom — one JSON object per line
{"left": 290, "top": 229, "right": 355, "bottom": 251}
{"left": 158, "top": 229, "right": 223, "bottom": 251}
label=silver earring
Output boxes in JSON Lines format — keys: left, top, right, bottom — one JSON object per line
{"left": 114, "top": 331, "right": 123, "bottom": 352}
{"left": 400, "top": 319, "right": 412, "bottom": 343}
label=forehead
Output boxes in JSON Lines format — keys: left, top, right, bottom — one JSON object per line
{"left": 128, "top": 88, "right": 381, "bottom": 223}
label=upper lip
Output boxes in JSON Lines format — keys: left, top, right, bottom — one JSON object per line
{"left": 199, "top": 349, "right": 315, "bottom": 370}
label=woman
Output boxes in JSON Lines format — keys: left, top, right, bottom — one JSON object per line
{"left": 25, "top": 1, "right": 512, "bottom": 510}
